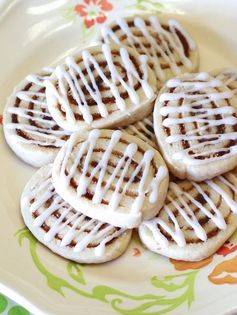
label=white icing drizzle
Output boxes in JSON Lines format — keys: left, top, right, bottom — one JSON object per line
{"left": 206, "top": 177, "right": 237, "bottom": 214}
{"left": 101, "top": 16, "right": 196, "bottom": 81}
{"left": 26, "top": 67, "right": 54, "bottom": 86}
{"left": 159, "top": 73, "right": 237, "bottom": 164}
{"left": 122, "top": 114, "right": 157, "bottom": 148}
{"left": 216, "top": 69, "right": 237, "bottom": 95}
{"left": 45, "top": 44, "right": 154, "bottom": 125}
{"left": 143, "top": 172, "right": 237, "bottom": 248}
{"left": 6, "top": 68, "right": 71, "bottom": 147}
{"left": 61, "top": 129, "right": 167, "bottom": 213}
{"left": 26, "top": 167, "right": 126, "bottom": 257}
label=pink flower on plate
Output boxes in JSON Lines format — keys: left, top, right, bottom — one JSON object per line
{"left": 0, "top": 114, "right": 2, "bottom": 125}
{"left": 74, "top": 0, "right": 113, "bottom": 28}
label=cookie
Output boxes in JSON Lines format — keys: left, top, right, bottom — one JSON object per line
{"left": 212, "top": 68, "right": 237, "bottom": 95}
{"left": 52, "top": 129, "right": 169, "bottom": 228}
{"left": 21, "top": 164, "right": 132, "bottom": 264}
{"left": 45, "top": 44, "right": 157, "bottom": 132}
{"left": 122, "top": 114, "right": 158, "bottom": 149}
{"left": 139, "top": 169, "right": 237, "bottom": 261}
{"left": 3, "top": 68, "right": 71, "bottom": 167}
{"left": 153, "top": 72, "right": 237, "bottom": 181}
{"left": 100, "top": 15, "right": 199, "bottom": 82}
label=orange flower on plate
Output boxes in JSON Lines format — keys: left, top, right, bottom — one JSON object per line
{"left": 74, "top": 0, "right": 113, "bottom": 28}
{"left": 208, "top": 256, "right": 237, "bottom": 284}
{"left": 133, "top": 247, "right": 141, "bottom": 257}
{"left": 170, "top": 256, "right": 213, "bottom": 271}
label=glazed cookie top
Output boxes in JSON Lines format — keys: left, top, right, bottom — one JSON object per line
{"left": 122, "top": 114, "right": 158, "bottom": 149}
{"left": 52, "top": 129, "right": 169, "bottom": 228}
{"left": 154, "top": 72, "right": 237, "bottom": 180}
{"left": 213, "top": 68, "right": 237, "bottom": 95}
{"left": 45, "top": 44, "right": 157, "bottom": 132}
{"left": 3, "top": 68, "right": 71, "bottom": 149}
{"left": 21, "top": 164, "right": 132, "bottom": 263}
{"left": 140, "top": 169, "right": 237, "bottom": 248}
{"left": 100, "top": 15, "right": 199, "bottom": 82}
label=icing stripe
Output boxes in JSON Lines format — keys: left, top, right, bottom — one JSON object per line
{"left": 45, "top": 44, "right": 154, "bottom": 126}
{"left": 25, "top": 167, "right": 127, "bottom": 257}
{"left": 142, "top": 171, "right": 237, "bottom": 248}
{"left": 159, "top": 73, "right": 237, "bottom": 164}
{"left": 215, "top": 69, "right": 237, "bottom": 95}
{"left": 122, "top": 114, "right": 157, "bottom": 148}
{"left": 5, "top": 68, "right": 71, "bottom": 148}
{"left": 101, "top": 16, "right": 196, "bottom": 81}
{"left": 60, "top": 129, "right": 167, "bottom": 214}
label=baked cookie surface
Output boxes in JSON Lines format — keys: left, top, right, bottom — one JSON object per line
{"left": 45, "top": 44, "right": 157, "bottom": 132}
{"left": 153, "top": 72, "right": 237, "bottom": 181}
{"left": 139, "top": 168, "right": 237, "bottom": 261}
{"left": 52, "top": 129, "right": 169, "bottom": 228}
{"left": 21, "top": 164, "right": 132, "bottom": 264}
{"left": 3, "top": 68, "right": 71, "bottom": 167}
{"left": 100, "top": 15, "right": 199, "bottom": 82}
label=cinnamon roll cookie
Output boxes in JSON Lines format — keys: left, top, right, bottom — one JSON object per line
{"left": 21, "top": 165, "right": 132, "bottom": 264}
{"left": 45, "top": 44, "right": 157, "bottom": 132}
{"left": 122, "top": 114, "right": 158, "bottom": 149}
{"left": 52, "top": 129, "right": 169, "bottom": 228}
{"left": 212, "top": 68, "right": 237, "bottom": 95}
{"left": 3, "top": 68, "right": 71, "bottom": 167}
{"left": 139, "top": 168, "right": 237, "bottom": 261}
{"left": 153, "top": 72, "right": 237, "bottom": 181}
{"left": 99, "top": 15, "right": 199, "bottom": 82}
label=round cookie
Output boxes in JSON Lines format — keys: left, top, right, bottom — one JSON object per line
{"left": 99, "top": 15, "right": 199, "bottom": 82}
{"left": 21, "top": 164, "right": 132, "bottom": 264}
{"left": 45, "top": 44, "right": 157, "bottom": 132}
{"left": 212, "top": 68, "right": 237, "bottom": 95}
{"left": 3, "top": 68, "right": 71, "bottom": 167}
{"left": 122, "top": 114, "right": 158, "bottom": 149}
{"left": 52, "top": 129, "right": 169, "bottom": 228}
{"left": 153, "top": 72, "right": 237, "bottom": 181}
{"left": 139, "top": 168, "right": 237, "bottom": 261}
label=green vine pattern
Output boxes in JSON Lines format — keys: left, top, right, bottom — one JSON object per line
{"left": 63, "top": 6, "right": 77, "bottom": 23}
{"left": 126, "top": 0, "right": 165, "bottom": 14}
{"left": 15, "top": 228, "right": 198, "bottom": 315}
{"left": 0, "top": 294, "right": 29, "bottom": 315}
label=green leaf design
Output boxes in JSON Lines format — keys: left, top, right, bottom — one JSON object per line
{"left": 151, "top": 272, "right": 197, "bottom": 310}
{"left": 67, "top": 262, "right": 86, "bottom": 285}
{"left": 126, "top": 0, "right": 165, "bottom": 14}
{"left": 81, "top": 22, "right": 96, "bottom": 42}
{"left": 7, "top": 306, "right": 29, "bottom": 315}
{"left": 16, "top": 227, "right": 198, "bottom": 315}
{"left": 62, "top": 6, "right": 76, "bottom": 23}
{"left": 15, "top": 228, "right": 95, "bottom": 299}
{"left": 0, "top": 294, "right": 7, "bottom": 313}
{"left": 135, "top": 4, "right": 147, "bottom": 11}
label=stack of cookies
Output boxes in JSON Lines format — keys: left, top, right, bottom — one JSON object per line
{"left": 3, "top": 15, "right": 237, "bottom": 263}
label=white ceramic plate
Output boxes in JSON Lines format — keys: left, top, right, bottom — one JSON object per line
{"left": 1, "top": 1, "right": 237, "bottom": 315}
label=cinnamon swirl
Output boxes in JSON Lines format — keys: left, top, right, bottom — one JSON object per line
{"left": 122, "top": 114, "right": 158, "bottom": 149}
{"left": 52, "top": 129, "right": 169, "bottom": 228}
{"left": 99, "top": 15, "right": 199, "bottom": 82}
{"left": 21, "top": 164, "right": 132, "bottom": 264}
{"left": 45, "top": 44, "right": 157, "bottom": 132}
{"left": 139, "top": 168, "right": 237, "bottom": 261}
{"left": 3, "top": 68, "right": 71, "bottom": 167}
{"left": 212, "top": 68, "right": 237, "bottom": 95}
{"left": 153, "top": 72, "right": 237, "bottom": 181}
